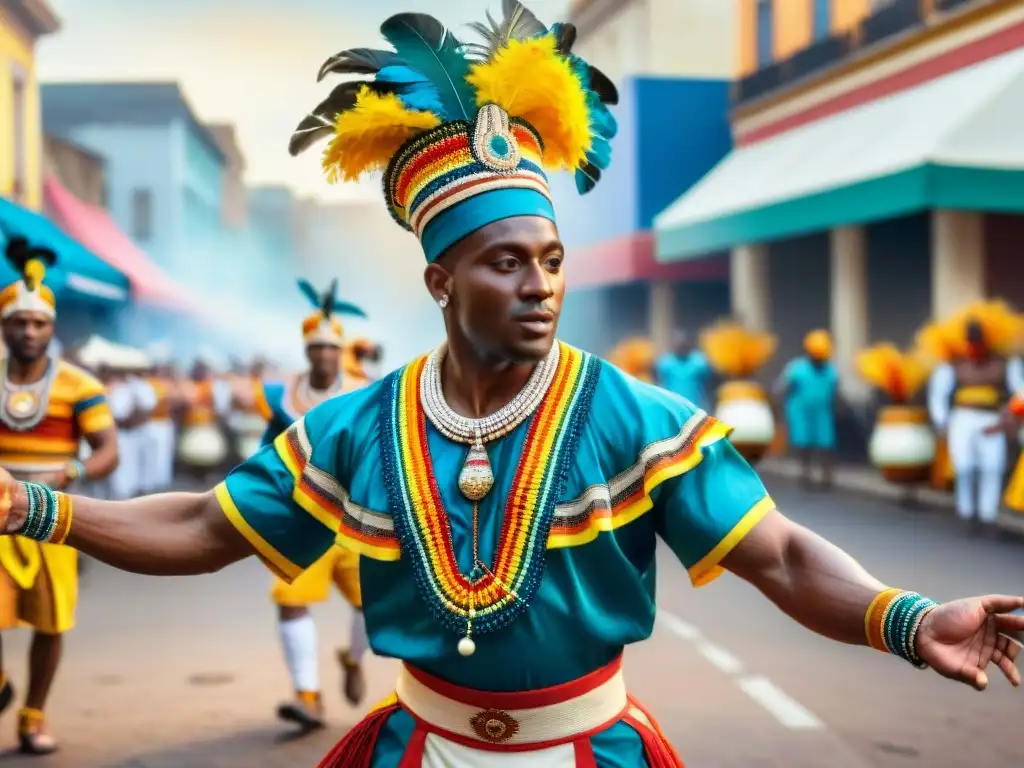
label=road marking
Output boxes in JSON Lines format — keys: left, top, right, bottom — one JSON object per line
{"left": 737, "top": 676, "right": 824, "bottom": 730}
{"left": 657, "top": 610, "right": 825, "bottom": 730}
{"left": 694, "top": 641, "right": 745, "bottom": 675}
{"left": 656, "top": 612, "right": 701, "bottom": 640}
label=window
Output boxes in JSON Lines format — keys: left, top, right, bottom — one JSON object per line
{"left": 756, "top": 0, "right": 774, "bottom": 67}
{"left": 813, "top": 0, "right": 832, "bottom": 40}
{"left": 10, "top": 66, "right": 27, "bottom": 203}
{"left": 131, "top": 188, "right": 153, "bottom": 241}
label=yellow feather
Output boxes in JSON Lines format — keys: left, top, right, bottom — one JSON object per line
{"left": 699, "top": 321, "right": 776, "bottom": 379}
{"left": 606, "top": 337, "right": 656, "bottom": 381}
{"left": 914, "top": 319, "right": 965, "bottom": 363}
{"left": 467, "top": 36, "right": 592, "bottom": 171}
{"left": 322, "top": 89, "right": 441, "bottom": 183}
{"left": 949, "top": 299, "right": 1024, "bottom": 357}
{"left": 855, "top": 343, "right": 930, "bottom": 403}
{"left": 23, "top": 259, "right": 45, "bottom": 291}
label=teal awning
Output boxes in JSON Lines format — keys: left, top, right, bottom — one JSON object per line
{"left": 0, "top": 196, "right": 129, "bottom": 305}
{"left": 655, "top": 47, "right": 1024, "bottom": 261}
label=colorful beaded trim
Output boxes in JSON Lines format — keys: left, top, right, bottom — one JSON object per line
{"left": 381, "top": 117, "right": 546, "bottom": 234}
{"left": 379, "top": 342, "right": 598, "bottom": 638}
{"left": 865, "top": 588, "right": 937, "bottom": 668}
{"left": 17, "top": 481, "right": 72, "bottom": 544}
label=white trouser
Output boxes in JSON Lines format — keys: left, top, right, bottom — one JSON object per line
{"left": 140, "top": 419, "right": 176, "bottom": 493}
{"left": 948, "top": 407, "right": 1006, "bottom": 522}
{"left": 109, "top": 427, "right": 142, "bottom": 500}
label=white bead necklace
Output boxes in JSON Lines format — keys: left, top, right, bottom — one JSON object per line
{"left": 419, "top": 342, "right": 559, "bottom": 447}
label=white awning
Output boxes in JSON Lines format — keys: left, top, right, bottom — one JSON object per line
{"left": 655, "top": 46, "right": 1024, "bottom": 260}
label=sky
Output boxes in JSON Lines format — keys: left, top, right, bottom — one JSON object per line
{"left": 36, "top": 0, "right": 571, "bottom": 203}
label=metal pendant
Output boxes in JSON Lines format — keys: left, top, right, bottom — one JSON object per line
{"left": 6, "top": 391, "right": 39, "bottom": 420}
{"left": 458, "top": 442, "right": 494, "bottom": 501}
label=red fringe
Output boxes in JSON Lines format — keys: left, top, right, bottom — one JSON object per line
{"left": 625, "top": 696, "right": 686, "bottom": 768}
{"left": 316, "top": 704, "right": 399, "bottom": 768}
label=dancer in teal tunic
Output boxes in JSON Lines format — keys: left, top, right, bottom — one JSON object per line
{"left": 776, "top": 329, "right": 839, "bottom": 489}
{"left": 1, "top": 4, "right": 1023, "bottom": 768}
{"left": 255, "top": 278, "right": 371, "bottom": 729}
{"left": 654, "top": 330, "right": 712, "bottom": 409}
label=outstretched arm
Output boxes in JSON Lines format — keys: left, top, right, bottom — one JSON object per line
{"left": 68, "top": 490, "right": 251, "bottom": 576}
{"left": 3, "top": 486, "right": 252, "bottom": 576}
{"left": 658, "top": 430, "right": 1023, "bottom": 689}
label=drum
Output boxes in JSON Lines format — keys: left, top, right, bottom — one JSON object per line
{"left": 177, "top": 424, "right": 229, "bottom": 469}
{"left": 868, "top": 405, "right": 936, "bottom": 485}
{"left": 715, "top": 381, "right": 775, "bottom": 465}
{"left": 227, "top": 411, "right": 267, "bottom": 461}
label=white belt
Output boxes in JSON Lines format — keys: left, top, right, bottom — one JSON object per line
{"left": 395, "top": 662, "right": 628, "bottom": 748}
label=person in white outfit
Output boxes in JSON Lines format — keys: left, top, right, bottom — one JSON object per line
{"left": 139, "top": 364, "right": 180, "bottom": 494}
{"left": 928, "top": 318, "right": 1024, "bottom": 532}
{"left": 107, "top": 367, "right": 156, "bottom": 500}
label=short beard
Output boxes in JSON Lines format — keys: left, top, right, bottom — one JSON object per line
{"left": 8, "top": 346, "right": 47, "bottom": 366}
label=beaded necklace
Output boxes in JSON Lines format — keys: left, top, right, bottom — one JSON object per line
{"left": 0, "top": 355, "right": 57, "bottom": 432}
{"left": 379, "top": 342, "right": 599, "bottom": 657}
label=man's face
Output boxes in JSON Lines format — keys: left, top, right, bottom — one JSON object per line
{"left": 306, "top": 343, "right": 341, "bottom": 379}
{"left": 2, "top": 311, "right": 53, "bottom": 363}
{"left": 672, "top": 330, "right": 693, "bottom": 357}
{"left": 428, "top": 216, "right": 565, "bottom": 364}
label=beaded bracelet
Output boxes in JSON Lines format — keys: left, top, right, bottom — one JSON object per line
{"left": 16, "top": 481, "right": 73, "bottom": 545}
{"left": 865, "top": 588, "right": 938, "bottom": 668}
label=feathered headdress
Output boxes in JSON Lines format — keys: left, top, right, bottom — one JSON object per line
{"left": 289, "top": 1, "right": 618, "bottom": 263}
{"left": 0, "top": 228, "right": 57, "bottom": 320}
{"left": 298, "top": 278, "right": 366, "bottom": 347}
{"left": 855, "top": 343, "right": 930, "bottom": 404}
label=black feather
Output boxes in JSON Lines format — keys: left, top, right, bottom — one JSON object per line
{"left": 554, "top": 23, "right": 577, "bottom": 55}
{"left": 321, "top": 278, "right": 339, "bottom": 317}
{"left": 3, "top": 236, "right": 33, "bottom": 273}
{"left": 288, "top": 80, "right": 407, "bottom": 157}
{"left": 587, "top": 65, "right": 618, "bottom": 105}
{"left": 501, "top": 0, "right": 547, "bottom": 38}
{"left": 317, "top": 48, "right": 402, "bottom": 82}
{"left": 575, "top": 162, "right": 601, "bottom": 195}
{"left": 464, "top": 1, "right": 549, "bottom": 59}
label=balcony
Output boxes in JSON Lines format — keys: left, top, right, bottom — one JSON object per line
{"left": 734, "top": 0, "right": 989, "bottom": 108}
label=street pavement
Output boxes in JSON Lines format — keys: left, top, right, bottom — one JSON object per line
{"left": 1, "top": 476, "right": 1022, "bottom": 766}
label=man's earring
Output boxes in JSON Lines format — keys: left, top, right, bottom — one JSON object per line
{"left": 438, "top": 294, "right": 449, "bottom": 309}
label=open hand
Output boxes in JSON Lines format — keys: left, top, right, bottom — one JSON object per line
{"left": 915, "top": 596, "right": 1024, "bottom": 690}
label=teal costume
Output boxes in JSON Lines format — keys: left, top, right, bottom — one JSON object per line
{"left": 655, "top": 351, "right": 712, "bottom": 410}
{"left": 258, "top": 380, "right": 296, "bottom": 447}
{"left": 217, "top": 344, "right": 776, "bottom": 765}
{"left": 780, "top": 356, "right": 838, "bottom": 450}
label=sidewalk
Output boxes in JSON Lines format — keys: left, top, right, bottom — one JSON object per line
{"left": 757, "top": 457, "right": 1024, "bottom": 538}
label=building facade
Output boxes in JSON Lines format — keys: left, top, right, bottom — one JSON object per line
{"left": 657, "top": 0, "right": 1024, "bottom": 403}
{"left": 0, "top": 0, "right": 59, "bottom": 210}
{"left": 43, "top": 134, "right": 104, "bottom": 206}
{"left": 553, "top": 0, "right": 736, "bottom": 356}
{"left": 40, "top": 82, "right": 227, "bottom": 284}
{"left": 207, "top": 122, "right": 247, "bottom": 229}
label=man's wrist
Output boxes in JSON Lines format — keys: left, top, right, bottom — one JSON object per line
{"left": 64, "top": 460, "right": 86, "bottom": 484}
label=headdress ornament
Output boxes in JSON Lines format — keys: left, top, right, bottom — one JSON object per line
{"left": 297, "top": 278, "right": 366, "bottom": 347}
{"left": 0, "top": 228, "right": 57, "bottom": 320}
{"left": 289, "top": 1, "right": 618, "bottom": 263}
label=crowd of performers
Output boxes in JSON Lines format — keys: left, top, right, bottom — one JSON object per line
{"left": 611, "top": 298, "right": 1024, "bottom": 532}
{"left": 0, "top": 234, "right": 383, "bottom": 752}
{"left": 0, "top": 3, "right": 1022, "bottom": 766}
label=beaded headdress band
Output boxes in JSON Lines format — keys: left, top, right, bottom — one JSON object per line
{"left": 297, "top": 278, "right": 366, "bottom": 348}
{"left": 0, "top": 235, "right": 56, "bottom": 320}
{"left": 288, "top": 1, "right": 618, "bottom": 263}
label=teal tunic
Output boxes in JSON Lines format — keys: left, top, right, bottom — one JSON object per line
{"left": 654, "top": 351, "right": 712, "bottom": 410}
{"left": 780, "top": 356, "right": 838, "bottom": 450}
{"left": 217, "top": 344, "right": 774, "bottom": 764}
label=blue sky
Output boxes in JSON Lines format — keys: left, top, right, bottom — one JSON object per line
{"left": 36, "top": 0, "right": 571, "bottom": 201}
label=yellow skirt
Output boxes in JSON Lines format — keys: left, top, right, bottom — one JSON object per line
{"left": 1004, "top": 451, "right": 1024, "bottom": 513}
{"left": 930, "top": 437, "right": 955, "bottom": 492}
{"left": 271, "top": 546, "right": 361, "bottom": 609}
{"left": 0, "top": 538, "right": 78, "bottom": 634}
